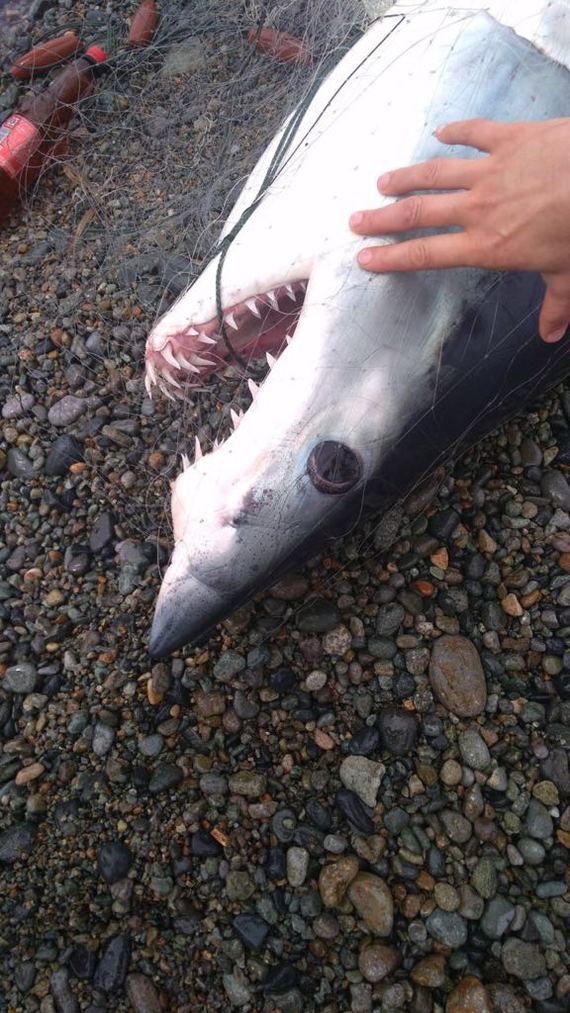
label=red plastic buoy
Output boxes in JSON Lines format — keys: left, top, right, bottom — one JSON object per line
{"left": 9, "top": 31, "right": 82, "bottom": 80}
{"left": 128, "top": 0, "right": 160, "bottom": 48}
{"left": 247, "top": 27, "right": 313, "bottom": 66}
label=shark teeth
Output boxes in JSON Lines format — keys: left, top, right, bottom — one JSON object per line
{"left": 176, "top": 350, "right": 200, "bottom": 373}
{"left": 266, "top": 352, "right": 277, "bottom": 369}
{"left": 181, "top": 453, "right": 191, "bottom": 472}
{"left": 230, "top": 408, "right": 243, "bottom": 430}
{"left": 266, "top": 289, "right": 279, "bottom": 311}
{"left": 248, "top": 378, "right": 259, "bottom": 400}
{"left": 194, "top": 436, "right": 203, "bottom": 461}
{"left": 245, "top": 298, "right": 261, "bottom": 318}
{"left": 157, "top": 378, "right": 176, "bottom": 401}
{"left": 225, "top": 312, "right": 238, "bottom": 330}
{"left": 199, "top": 333, "right": 217, "bottom": 345}
{"left": 162, "top": 343, "right": 181, "bottom": 370}
{"left": 285, "top": 284, "right": 296, "bottom": 301}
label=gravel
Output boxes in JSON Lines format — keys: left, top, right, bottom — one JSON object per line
{"left": 2, "top": 1, "right": 570, "bottom": 1010}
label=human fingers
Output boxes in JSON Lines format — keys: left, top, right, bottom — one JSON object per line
{"left": 357, "top": 231, "right": 474, "bottom": 273}
{"left": 349, "top": 191, "right": 467, "bottom": 235}
{"left": 538, "top": 276, "right": 570, "bottom": 343}
{"left": 378, "top": 156, "right": 482, "bottom": 196}
{"left": 435, "top": 118, "right": 519, "bottom": 152}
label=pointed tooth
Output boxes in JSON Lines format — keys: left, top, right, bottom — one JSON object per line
{"left": 192, "top": 355, "right": 216, "bottom": 368}
{"left": 188, "top": 327, "right": 199, "bottom": 336}
{"left": 144, "top": 373, "right": 153, "bottom": 398}
{"left": 162, "top": 343, "right": 181, "bottom": 370}
{"left": 194, "top": 436, "right": 203, "bottom": 461}
{"left": 248, "top": 378, "right": 259, "bottom": 400}
{"left": 213, "top": 438, "right": 220, "bottom": 451}
{"left": 230, "top": 408, "right": 241, "bottom": 430}
{"left": 246, "top": 298, "right": 261, "bottom": 319}
{"left": 266, "top": 352, "right": 277, "bottom": 369}
{"left": 176, "top": 349, "right": 198, "bottom": 372}
{"left": 198, "top": 333, "right": 217, "bottom": 345}
{"left": 225, "top": 312, "right": 238, "bottom": 331}
{"left": 146, "top": 359, "right": 157, "bottom": 385}
{"left": 285, "top": 284, "right": 296, "bottom": 301}
{"left": 157, "top": 379, "right": 176, "bottom": 401}
{"left": 181, "top": 453, "right": 191, "bottom": 472}
{"left": 266, "top": 289, "right": 279, "bottom": 311}
{"left": 164, "top": 369, "right": 183, "bottom": 390}
{"left": 285, "top": 333, "right": 293, "bottom": 345}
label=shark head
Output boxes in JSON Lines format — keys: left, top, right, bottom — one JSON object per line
{"left": 146, "top": 2, "right": 570, "bottom": 655}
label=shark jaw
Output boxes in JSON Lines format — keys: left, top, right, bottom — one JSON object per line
{"left": 146, "top": 1, "right": 570, "bottom": 656}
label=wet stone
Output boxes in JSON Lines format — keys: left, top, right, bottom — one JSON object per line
{"left": 191, "top": 830, "right": 223, "bottom": 857}
{"left": 226, "top": 870, "right": 256, "bottom": 900}
{"left": 447, "top": 977, "right": 493, "bottom": 1013}
{"left": 429, "top": 635, "right": 487, "bottom": 717}
{"left": 296, "top": 599, "right": 341, "bottom": 633}
{"left": 148, "top": 763, "right": 184, "bottom": 794}
{"left": 318, "top": 856, "right": 360, "bottom": 907}
{"left": 0, "top": 823, "right": 36, "bottom": 864}
{"left": 50, "top": 968, "right": 79, "bottom": 1013}
{"left": 471, "top": 856, "right": 497, "bottom": 899}
{"left": 47, "top": 395, "right": 87, "bottom": 426}
{"left": 89, "top": 512, "right": 115, "bottom": 552}
{"left": 481, "top": 896, "right": 516, "bottom": 939}
{"left": 426, "top": 909, "right": 468, "bottom": 948}
{"left": 213, "top": 650, "right": 246, "bottom": 679}
{"left": 93, "top": 934, "right": 132, "bottom": 993}
{"left": 377, "top": 706, "right": 418, "bottom": 755}
{"left": 376, "top": 602, "right": 405, "bottom": 636}
{"left": 7, "top": 447, "right": 34, "bottom": 478}
{"left": 68, "top": 945, "right": 97, "bottom": 981}
{"left": 525, "top": 798, "right": 553, "bottom": 840}
{"left": 440, "top": 809, "right": 472, "bottom": 844}
{"left": 126, "top": 973, "right": 161, "bottom": 1013}
{"left": 501, "top": 938, "right": 546, "bottom": 980}
{"left": 346, "top": 724, "right": 381, "bottom": 756}
{"left": 541, "top": 470, "right": 570, "bottom": 511}
{"left": 347, "top": 873, "right": 394, "bottom": 936}
{"left": 45, "top": 435, "right": 83, "bottom": 476}
{"left": 233, "top": 913, "right": 270, "bottom": 951}
{"left": 339, "top": 756, "right": 384, "bottom": 807}
{"left": 410, "top": 954, "right": 446, "bottom": 988}
{"left": 229, "top": 771, "right": 266, "bottom": 797}
{"left": 286, "top": 847, "right": 309, "bottom": 887}
{"left": 458, "top": 728, "right": 491, "bottom": 770}
{"left": 97, "top": 841, "right": 134, "bottom": 884}
{"left": 335, "top": 788, "right": 375, "bottom": 834}
{"left": 3, "top": 662, "right": 38, "bottom": 693}
{"left": 14, "top": 962, "right": 35, "bottom": 993}
{"left": 358, "top": 943, "right": 400, "bottom": 983}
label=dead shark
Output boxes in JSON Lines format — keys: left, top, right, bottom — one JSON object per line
{"left": 145, "top": 0, "right": 570, "bottom": 656}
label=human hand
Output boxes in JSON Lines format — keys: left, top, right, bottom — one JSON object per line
{"left": 349, "top": 118, "right": 570, "bottom": 343}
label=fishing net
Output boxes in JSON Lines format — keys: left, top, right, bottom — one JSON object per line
{"left": 0, "top": 0, "right": 393, "bottom": 552}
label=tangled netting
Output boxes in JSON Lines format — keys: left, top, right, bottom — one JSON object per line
{"left": 1, "top": 1, "right": 391, "bottom": 307}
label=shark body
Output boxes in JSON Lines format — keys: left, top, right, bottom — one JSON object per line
{"left": 145, "top": 0, "right": 570, "bottom": 656}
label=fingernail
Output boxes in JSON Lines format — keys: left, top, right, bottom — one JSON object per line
{"left": 358, "top": 249, "right": 373, "bottom": 266}
{"left": 378, "top": 172, "right": 391, "bottom": 191}
{"left": 349, "top": 212, "right": 363, "bottom": 228}
{"left": 544, "top": 326, "right": 568, "bottom": 343}
{"left": 433, "top": 124, "right": 446, "bottom": 137}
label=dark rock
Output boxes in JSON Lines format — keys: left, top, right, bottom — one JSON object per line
{"left": 89, "top": 512, "right": 115, "bottom": 552}
{"left": 93, "top": 934, "right": 132, "bottom": 993}
{"left": 270, "top": 667, "right": 298, "bottom": 693}
{"left": 296, "top": 599, "right": 341, "bottom": 633}
{"left": 346, "top": 724, "right": 381, "bottom": 756}
{"left": 45, "top": 435, "right": 83, "bottom": 476}
{"left": 263, "top": 963, "right": 300, "bottom": 994}
{"left": 377, "top": 707, "right": 418, "bottom": 755}
{"left": 68, "top": 945, "right": 97, "bottom": 980}
{"left": 0, "top": 823, "right": 36, "bottom": 864}
{"left": 148, "top": 764, "right": 184, "bottom": 794}
{"left": 97, "top": 841, "right": 134, "bottom": 884}
{"left": 50, "top": 968, "right": 79, "bottom": 1013}
{"left": 233, "top": 913, "right": 270, "bottom": 951}
{"left": 191, "top": 830, "right": 223, "bottom": 857}
{"left": 335, "top": 789, "right": 375, "bottom": 834}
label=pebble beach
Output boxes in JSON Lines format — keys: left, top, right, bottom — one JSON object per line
{"left": 1, "top": 1, "right": 570, "bottom": 1011}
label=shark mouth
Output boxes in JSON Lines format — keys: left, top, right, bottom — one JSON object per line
{"left": 145, "top": 278, "right": 308, "bottom": 400}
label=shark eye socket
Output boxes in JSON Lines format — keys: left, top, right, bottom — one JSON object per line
{"left": 307, "top": 441, "right": 361, "bottom": 494}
